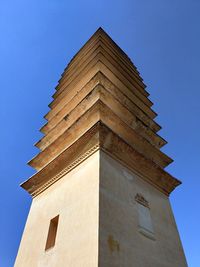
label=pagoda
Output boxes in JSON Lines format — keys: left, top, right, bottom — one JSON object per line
{"left": 15, "top": 28, "right": 187, "bottom": 267}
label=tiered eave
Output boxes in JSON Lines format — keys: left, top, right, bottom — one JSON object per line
{"left": 22, "top": 28, "right": 181, "bottom": 197}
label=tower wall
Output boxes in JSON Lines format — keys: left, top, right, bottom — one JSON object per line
{"left": 99, "top": 151, "right": 187, "bottom": 267}
{"left": 15, "top": 152, "right": 99, "bottom": 267}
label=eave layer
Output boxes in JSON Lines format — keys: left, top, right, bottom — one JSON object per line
{"left": 22, "top": 123, "right": 180, "bottom": 197}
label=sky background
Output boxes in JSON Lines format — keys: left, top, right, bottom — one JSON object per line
{"left": 0, "top": 0, "right": 200, "bottom": 266}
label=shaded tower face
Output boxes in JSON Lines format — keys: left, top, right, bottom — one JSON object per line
{"left": 15, "top": 28, "right": 187, "bottom": 267}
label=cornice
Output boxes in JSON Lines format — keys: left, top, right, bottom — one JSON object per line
{"left": 22, "top": 123, "right": 101, "bottom": 196}
{"left": 22, "top": 123, "right": 180, "bottom": 198}
{"left": 31, "top": 144, "right": 99, "bottom": 197}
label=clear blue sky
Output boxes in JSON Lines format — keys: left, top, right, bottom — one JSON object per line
{"left": 0, "top": 1, "right": 199, "bottom": 266}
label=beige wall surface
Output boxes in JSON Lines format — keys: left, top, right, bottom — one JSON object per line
{"left": 15, "top": 152, "right": 99, "bottom": 267}
{"left": 99, "top": 151, "right": 187, "bottom": 267}
{"left": 15, "top": 150, "right": 187, "bottom": 267}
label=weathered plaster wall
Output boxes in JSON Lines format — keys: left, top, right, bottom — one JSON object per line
{"left": 15, "top": 150, "right": 187, "bottom": 267}
{"left": 15, "top": 152, "right": 99, "bottom": 267}
{"left": 99, "top": 151, "right": 187, "bottom": 267}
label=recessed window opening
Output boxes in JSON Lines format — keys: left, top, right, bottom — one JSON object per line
{"left": 45, "top": 215, "right": 59, "bottom": 251}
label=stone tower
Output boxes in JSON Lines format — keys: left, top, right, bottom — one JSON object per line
{"left": 15, "top": 28, "right": 187, "bottom": 267}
